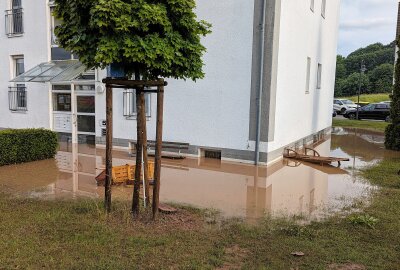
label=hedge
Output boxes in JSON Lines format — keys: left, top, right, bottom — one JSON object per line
{"left": 0, "top": 129, "right": 58, "bottom": 166}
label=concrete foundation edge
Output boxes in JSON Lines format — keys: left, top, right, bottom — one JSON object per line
{"left": 95, "top": 127, "right": 332, "bottom": 166}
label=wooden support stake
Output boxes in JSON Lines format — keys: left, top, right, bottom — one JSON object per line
{"left": 140, "top": 91, "right": 151, "bottom": 206}
{"left": 152, "top": 79, "right": 164, "bottom": 220}
{"left": 132, "top": 87, "right": 144, "bottom": 216}
{"left": 105, "top": 85, "right": 113, "bottom": 213}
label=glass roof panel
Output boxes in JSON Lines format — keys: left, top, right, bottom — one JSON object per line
{"left": 10, "top": 60, "right": 91, "bottom": 83}
{"left": 30, "top": 60, "right": 80, "bottom": 82}
{"left": 10, "top": 62, "right": 55, "bottom": 82}
{"left": 50, "top": 62, "right": 87, "bottom": 82}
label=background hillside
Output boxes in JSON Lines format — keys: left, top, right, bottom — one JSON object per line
{"left": 335, "top": 42, "right": 395, "bottom": 97}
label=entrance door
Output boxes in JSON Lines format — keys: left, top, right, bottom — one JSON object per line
{"left": 52, "top": 84, "right": 96, "bottom": 154}
{"left": 75, "top": 85, "right": 96, "bottom": 155}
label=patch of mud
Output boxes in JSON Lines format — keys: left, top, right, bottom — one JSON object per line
{"left": 106, "top": 207, "right": 206, "bottom": 234}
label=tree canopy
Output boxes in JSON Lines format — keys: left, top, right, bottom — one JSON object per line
{"left": 335, "top": 42, "right": 395, "bottom": 97}
{"left": 53, "top": 0, "right": 211, "bottom": 80}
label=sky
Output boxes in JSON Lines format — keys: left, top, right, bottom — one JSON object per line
{"left": 338, "top": 0, "right": 398, "bottom": 56}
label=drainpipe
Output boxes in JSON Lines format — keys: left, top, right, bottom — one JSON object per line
{"left": 255, "top": 0, "right": 267, "bottom": 165}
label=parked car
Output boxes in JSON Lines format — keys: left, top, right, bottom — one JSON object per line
{"left": 333, "top": 99, "right": 360, "bottom": 114}
{"left": 332, "top": 109, "right": 337, "bottom": 118}
{"left": 380, "top": 101, "right": 391, "bottom": 104}
{"left": 343, "top": 103, "right": 391, "bottom": 122}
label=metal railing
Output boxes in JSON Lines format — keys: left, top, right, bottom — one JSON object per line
{"left": 5, "top": 8, "right": 24, "bottom": 36}
{"left": 9, "top": 86, "right": 27, "bottom": 111}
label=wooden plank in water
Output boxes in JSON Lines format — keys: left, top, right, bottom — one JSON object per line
{"left": 284, "top": 148, "right": 349, "bottom": 167}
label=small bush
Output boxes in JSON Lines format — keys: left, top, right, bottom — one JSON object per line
{"left": 348, "top": 214, "right": 379, "bottom": 229}
{"left": 0, "top": 129, "right": 58, "bottom": 166}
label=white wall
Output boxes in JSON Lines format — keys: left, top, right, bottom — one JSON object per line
{"left": 0, "top": 0, "right": 341, "bottom": 163}
{"left": 267, "top": 0, "right": 340, "bottom": 153}
{"left": 98, "top": 0, "right": 255, "bottom": 151}
{"left": 0, "top": 0, "right": 50, "bottom": 129}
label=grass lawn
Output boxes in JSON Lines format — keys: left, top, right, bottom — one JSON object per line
{"left": 333, "top": 118, "right": 389, "bottom": 132}
{"left": 340, "top": 93, "right": 391, "bottom": 104}
{"left": 1, "top": 158, "right": 400, "bottom": 269}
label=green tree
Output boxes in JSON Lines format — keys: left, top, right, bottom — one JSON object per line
{"left": 345, "top": 43, "right": 395, "bottom": 74}
{"left": 340, "top": 72, "right": 370, "bottom": 97}
{"left": 334, "top": 78, "right": 345, "bottom": 97}
{"left": 334, "top": 55, "right": 347, "bottom": 96}
{"left": 53, "top": 0, "right": 211, "bottom": 218}
{"left": 336, "top": 55, "right": 347, "bottom": 79}
{"left": 53, "top": 0, "right": 211, "bottom": 80}
{"left": 385, "top": 42, "right": 400, "bottom": 150}
{"left": 369, "top": 63, "right": 394, "bottom": 93}
{"left": 334, "top": 41, "right": 395, "bottom": 97}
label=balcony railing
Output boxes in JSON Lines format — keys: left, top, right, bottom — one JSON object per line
{"left": 9, "top": 86, "right": 27, "bottom": 112}
{"left": 5, "top": 8, "right": 24, "bottom": 36}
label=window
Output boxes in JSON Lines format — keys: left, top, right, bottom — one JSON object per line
{"left": 77, "top": 96, "right": 95, "bottom": 113}
{"left": 310, "top": 0, "right": 315, "bottom": 12}
{"left": 321, "top": 0, "right": 326, "bottom": 18}
{"left": 53, "top": 93, "right": 71, "bottom": 112}
{"left": 52, "top": 84, "right": 71, "bottom": 91}
{"left": 15, "top": 57, "right": 24, "bottom": 77}
{"left": 75, "top": 85, "right": 95, "bottom": 91}
{"left": 77, "top": 116, "right": 96, "bottom": 133}
{"left": 363, "top": 104, "right": 375, "bottom": 111}
{"left": 5, "top": 0, "right": 23, "bottom": 36}
{"left": 305, "top": 57, "right": 311, "bottom": 94}
{"left": 376, "top": 104, "right": 388, "bottom": 110}
{"left": 316, "top": 63, "right": 322, "bottom": 89}
{"left": 9, "top": 86, "right": 27, "bottom": 111}
{"left": 50, "top": 7, "right": 62, "bottom": 46}
{"left": 123, "top": 90, "right": 151, "bottom": 118}
{"left": 334, "top": 100, "right": 342, "bottom": 105}
{"left": 9, "top": 56, "right": 26, "bottom": 111}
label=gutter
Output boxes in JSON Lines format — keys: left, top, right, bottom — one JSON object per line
{"left": 255, "top": 0, "right": 267, "bottom": 165}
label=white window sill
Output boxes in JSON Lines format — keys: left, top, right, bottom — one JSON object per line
{"left": 7, "top": 33, "right": 24, "bottom": 38}
{"left": 125, "top": 115, "right": 151, "bottom": 121}
{"left": 10, "top": 110, "right": 27, "bottom": 114}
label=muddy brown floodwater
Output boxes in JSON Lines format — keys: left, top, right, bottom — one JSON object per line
{"left": 0, "top": 127, "right": 399, "bottom": 222}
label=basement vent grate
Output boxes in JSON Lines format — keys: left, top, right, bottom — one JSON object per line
{"left": 204, "top": 150, "right": 222, "bottom": 160}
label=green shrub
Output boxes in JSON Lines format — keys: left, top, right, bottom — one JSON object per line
{"left": 0, "top": 129, "right": 58, "bottom": 166}
{"left": 348, "top": 214, "right": 379, "bottom": 229}
{"left": 385, "top": 37, "right": 400, "bottom": 150}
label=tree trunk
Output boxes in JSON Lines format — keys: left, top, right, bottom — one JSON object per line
{"left": 152, "top": 79, "right": 164, "bottom": 220}
{"left": 140, "top": 92, "right": 151, "bottom": 206}
{"left": 132, "top": 87, "right": 144, "bottom": 216}
{"left": 105, "top": 85, "right": 113, "bottom": 213}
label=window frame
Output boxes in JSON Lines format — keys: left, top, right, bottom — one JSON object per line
{"left": 123, "top": 89, "right": 151, "bottom": 118}
{"left": 9, "top": 55, "right": 27, "bottom": 112}
{"left": 305, "top": 57, "right": 311, "bottom": 94}
{"left": 5, "top": 0, "right": 24, "bottom": 37}
{"left": 50, "top": 6, "right": 62, "bottom": 47}
{"left": 14, "top": 57, "right": 25, "bottom": 77}
{"left": 321, "top": 0, "right": 326, "bottom": 18}
{"left": 316, "top": 63, "right": 322, "bottom": 89}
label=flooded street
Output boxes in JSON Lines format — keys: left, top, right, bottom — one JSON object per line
{"left": 1, "top": 127, "right": 399, "bottom": 222}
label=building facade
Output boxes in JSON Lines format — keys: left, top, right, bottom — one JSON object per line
{"left": 0, "top": 0, "right": 340, "bottom": 165}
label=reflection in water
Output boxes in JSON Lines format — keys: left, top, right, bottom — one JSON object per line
{"left": 0, "top": 128, "right": 398, "bottom": 222}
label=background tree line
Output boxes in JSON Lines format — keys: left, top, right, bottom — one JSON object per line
{"left": 335, "top": 42, "right": 395, "bottom": 97}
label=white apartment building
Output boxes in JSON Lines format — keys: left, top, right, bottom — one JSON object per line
{"left": 0, "top": 0, "right": 340, "bottom": 165}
